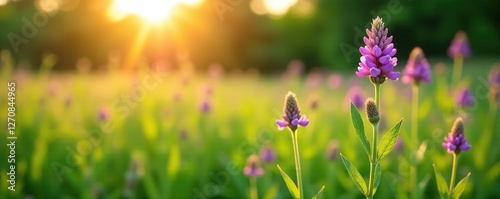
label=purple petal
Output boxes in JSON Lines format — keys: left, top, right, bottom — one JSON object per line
{"left": 298, "top": 115, "right": 309, "bottom": 126}
{"left": 363, "top": 37, "right": 371, "bottom": 47}
{"left": 386, "top": 72, "right": 400, "bottom": 80}
{"left": 388, "top": 48, "right": 397, "bottom": 57}
{"left": 460, "top": 143, "right": 471, "bottom": 151}
{"left": 373, "top": 45, "right": 382, "bottom": 57}
{"left": 276, "top": 119, "right": 288, "bottom": 127}
{"left": 291, "top": 119, "right": 299, "bottom": 126}
{"left": 382, "top": 44, "right": 394, "bottom": 55}
{"left": 360, "top": 46, "right": 371, "bottom": 55}
{"left": 449, "top": 144, "right": 457, "bottom": 150}
{"left": 379, "top": 55, "right": 391, "bottom": 64}
{"left": 370, "top": 67, "right": 381, "bottom": 77}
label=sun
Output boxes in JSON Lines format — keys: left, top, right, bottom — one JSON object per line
{"left": 110, "top": 0, "right": 202, "bottom": 23}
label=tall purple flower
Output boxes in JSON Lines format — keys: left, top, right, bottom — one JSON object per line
{"left": 346, "top": 86, "right": 365, "bottom": 109}
{"left": 455, "top": 87, "right": 475, "bottom": 108}
{"left": 448, "top": 31, "right": 471, "bottom": 58}
{"left": 489, "top": 66, "right": 500, "bottom": 87}
{"left": 276, "top": 91, "right": 309, "bottom": 131}
{"left": 489, "top": 66, "right": 500, "bottom": 105}
{"left": 402, "top": 47, "right": 431, "bottom": 85}
{"left": 327, "top": 73, "right": 343, "bottom": 89}
{"left": 442, "top": 118, "right": 471, "bottom": 154}
{"left": 357, "top": 17, "right": 399, "bottom": 84}
{"left": 98, "top": 107, "right": 110, "bottom": 122}
{"left": 200, "top": 99, "right": 211, "bottom": 114}
{"left": 243, "top": 154, "right": 264, "bottom": 177}
{"left": 325, "top": 139, "right": 339, "bottom": 161}
{"left": 260, "top": 143, "right": 277, "bottom": 163}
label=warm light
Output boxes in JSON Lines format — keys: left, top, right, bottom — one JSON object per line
{"left": 263, "top": 0, "right": 298, "bottom": 16}
{"left": 109, "top": 0, "right": 203, "bottom": 23}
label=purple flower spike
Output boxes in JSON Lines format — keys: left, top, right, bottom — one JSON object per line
{"left": 325, "top": 140, "right": 340, "bottom": 161}
{"left": 455, "top": 87, "right": 475, "bottom": 108}
{"left": 243, "top": 155, "right": 264, "bottom": 177}
{"left": 489, "top": 66, "right": 500, "bottom": 87}
{"left": 357, "top": 16, "right": 399, "bottom": 84}
{"left": 402, "top": 47, "right": 431, "bottom": 85}
{"left": 489, "top": 65, "right": 500, "bottom": 105}
{"left": 200, "top": 99, "right": 211, "bottom": 114}
{"left": 448, "top": 31, "right": 471, "bottom": 58}
{"left": 276, "top": 91, "right": 309, "bottom": 132}
{"left": 442, "top": 118, "right": 471, "bottom": 155}
{"left": 260, "top": 143, "right": 277, "bottom": 163}
{"left": 346, "top": 86, "right": 365, "bottom": 109}
{"left": 98, "top": 107, "right": 109, "bottom": 122}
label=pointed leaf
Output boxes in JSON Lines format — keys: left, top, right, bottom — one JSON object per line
{"left": 350, "top": 102, "right": 371, "bottom": 156}
{"left": 372, "top": 163, "right": 381, "bottom": 196}
{"left": 340, "top": 154, "right": 368, "bottom": 196}
{"left": 312, "top": 186, "right": 325, "bottom": 199}
{"left": 452, "top": 172, "right": 471, "bottom": 199}
{"left": 377, "top": 119, "right": 403, "bottom": 161}
{"left": 277, "top": 164, "right": 300, "bottom": 199}
{"left": 433, "top": 164, "right": 449, "bottom": 199}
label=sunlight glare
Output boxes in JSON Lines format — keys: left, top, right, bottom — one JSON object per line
{"left": 109, "top": 0, "right": 204, "bottom": 23}
{"left": 263, "top": 0, "right": 298, "bottom": 16}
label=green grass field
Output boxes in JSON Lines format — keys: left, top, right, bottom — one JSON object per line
{"left": 1, "top": 58, "right": 499, "bottom": 199}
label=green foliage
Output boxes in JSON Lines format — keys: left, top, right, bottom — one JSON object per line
{"left": 340, "top": 154, "right": 368, "bottom": 197}
{"left": 433, "top": 164, "right": 450, "bottom": 199}
{"left": 377, "top": 119, "right": 403, "bottom": 161}
{"left": 452, "top": 173, "right": 471, "bottom": 199}
{"left": 277, "top": 164, "right": 300, "bottom": 199}
{"left": 350, "top": 102, "right": 371, "bottom": 157}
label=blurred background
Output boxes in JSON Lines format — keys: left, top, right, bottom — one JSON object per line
{"left": 1, "top": 0, "right": 500, "bottom": 199}
{"left": 0, "top": 0, "right": 499, "bottom": 72}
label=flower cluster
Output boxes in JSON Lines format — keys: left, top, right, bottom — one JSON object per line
{"left": 402, "top": 47, "right": 431, "bottom": 85}
{"left": 276, "top": 91, "right": 309, "bottom": 131}
{"left": 243, "top": 155, "right": 264, "bottom": 177}
{"left": 357, "top": 17, "right": 399, "bottom": 84}
{"left": 442, "top": 118, "right": 471, "bottom": 154}
{"left": 448, "top": 31, "right": 471, "bottom": 58}
{"left": 455, "top": 87, "right": 475, "bottom": 108}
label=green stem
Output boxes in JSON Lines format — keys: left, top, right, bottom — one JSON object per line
{"left": 367, "top": 83, "right": 381, "bottom": 198}
{"left": 452, "top": 56, "right": 463, "bottom": 86}
{"left": 411, "top": 85, "right": 419, "bottom": 146}
{"left": 410, "top": 85, "right": 419, "bottom": 199}
{"left": 291, "top": 130, "right": 303, "bottom": 199}
{"left": 449, "top": 153, "right": 458, "bottom": 193}
{"left": 250, "top": 177, "right": 258, "bottom": 199}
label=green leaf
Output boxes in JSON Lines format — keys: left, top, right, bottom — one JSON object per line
{"left": 452, "top": 172, "right": 471, "bottom": 199}
{"left": 377, "top": 119, "right": 403, "bottom": 161}
{"left": 433, "top": 164, "right": 449, "bottom": 199}
{"left": 340, "top": 154, "right": 368, "bottom": 196}
{"left": 312, "top": 186, "right": 325, "bottom": 199}
{"left": 350, "top": 102, "right": 370, "bottom": 156}
{"left": 277, "top": 164, "right": 300, "bottom": 199}
{"left": 372, "top": 163, "right": 381, "bottom": 196}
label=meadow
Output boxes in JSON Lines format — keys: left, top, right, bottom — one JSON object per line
{"left": 0, "top": 55, "right": 499, "bottom": 199}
